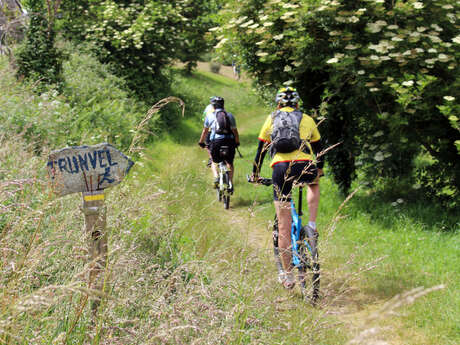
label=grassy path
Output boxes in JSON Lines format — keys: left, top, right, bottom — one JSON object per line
{"left": 133, "top": 68, "right": 459, "bottom": 345}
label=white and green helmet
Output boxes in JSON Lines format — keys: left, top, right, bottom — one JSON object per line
{"left": 275, "top": 87, "right": 300, "bottom": 106}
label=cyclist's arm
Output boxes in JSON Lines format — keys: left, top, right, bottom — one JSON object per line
{"left": 198, "top": 127, "right": 209, "bottom": 145}
{"left": 311, "top": 139, "right": 324, "bottom": 175}
{"left": 231, "top": 128, "right": 240, "bottom": 146}
{"left": 252, "top": 140, "right": 269, "bottom": 176}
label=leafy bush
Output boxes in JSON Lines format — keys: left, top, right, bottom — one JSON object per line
{"left": 1, "top": 48, "right": 146, "bottom": 151}
{"left": 58, "top": 0, "right": 218, "bottom": 100}
{"left": 213, "top": 0, "right": 460, "bottom": 206}
{"left": 15, "top": 0, "right": 62, "bottom": 89}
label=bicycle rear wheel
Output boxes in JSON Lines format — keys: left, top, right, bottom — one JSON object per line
{"left": 272, "top": 216, "right": 284, "bottom": 278}
{"left": 298, "top": 225, "right": 320, "bottom": 305}
{"left": 223, "top": 172, "right": 230, "bottom": 209}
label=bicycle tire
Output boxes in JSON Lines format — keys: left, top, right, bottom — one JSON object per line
{"left": 298, "top": 225, "right": 320, "bottom": 304}
{"left": 272, "top": 216, "right": 285, "bottom": 277}
{"left": 223, "top": 172, "right": 230, "bottom": 209}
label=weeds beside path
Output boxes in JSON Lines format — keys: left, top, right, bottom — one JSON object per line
{"left": 140, "top": 67, "right": 458, "bottom": 344}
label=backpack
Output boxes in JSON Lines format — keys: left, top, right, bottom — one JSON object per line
{"left": 270, "top": 109, "right": 303, "bottom": 154}
{"left": 214, "top": 110, "right": 232, "bottom": 135}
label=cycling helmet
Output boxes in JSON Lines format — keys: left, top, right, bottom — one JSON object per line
{"left": 275, "top": 87, "right": 300, "bottom": 107}
{"left": 211, "top": 96, "right": 224, "bottom": 109}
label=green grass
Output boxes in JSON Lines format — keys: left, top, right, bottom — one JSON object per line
{"left": 0, "top": 54, "right": 458, "bottom": 344}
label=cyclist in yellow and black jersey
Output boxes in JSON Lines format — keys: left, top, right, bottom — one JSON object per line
{"left": 250, "top": 86, "right": 324, "bottom": 289}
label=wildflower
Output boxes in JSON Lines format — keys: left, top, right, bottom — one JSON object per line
{"left": 370, "top": 88, "right": 380, "bottom": 92}
{"left": 428, "top": 48, "right": 437, "bottom": 53}
{"left": 240, "top": 20, "right": 254, "bottom": 28}
{"left": 263, "top": 22, "right": 274, "bottom": 27}
{"left": 374, "top": 151, "right": 385, "bottom": 161}
{"left": 283, "top": 80, "right": 294, "bottom": 86}
{"left": 256, "top": 51, "right": 268, "bottom": 57}
{"left": 442, "top": 5, "right": 453, "bottom": 9}
{"left": 388, "top": 25, "right": 399, "bottom": 30}
{"left": 453, "top": 35, "right": 460, "bottom": 44}
{"left": 444, "top": 96, "right": 455, "bottom": 102}
{"left": 413, "top": 2, "right": 424, "bottom": 9}
{"left": 397, "top": 198, "right": 404, "bottom": 204}
{"left": 402, "top": 80, "right": 414, "bottom": 87}
{"left": 357, "top": 70, "right": 365, "bottom": 75}
{"left": 345, "top": 44, "right": 359, "bottom": 50}
{"left": 327, "top": 57, "right": 339, "bottom": 64}
{"left": 273, "top": 34, "right": 284, "bottom": 40}
{"left": 438, "top": 54, "right": 449, "bottom": 62}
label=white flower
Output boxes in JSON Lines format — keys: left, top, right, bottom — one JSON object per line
{"left": 283, "top": 80, "right": 294, "bottom": 86}
{"left": 392, "top": 202, "right": 398, "bottom": 206}
{"left": 256, "top": 51, "right": 268, "bottom": 57}
{"left": 284, "top": 65, "right": 292, "bottom": 72}
{"left": 329, "top": 31, "right": 342, "bottom": 36}
{"left": 273, "top": 34, "right": 284, "bottom": 40}
{"left": 349, "top": 16, "right": 360, "bottom": 23}
{"left": 375, "top": 0, "right": 384, "bottom": 3}
{"left": 429, "top": 35, "right": 442, "bottom": 43}
{"left": 240, "top": 20, "right": 254, "bottom": 28}
{"left": 370, "top": 88, "right": 380, "bottom": 92}
{"left": 374, "top": 152, "right": 385, "bottom": 161}
{"left": 413, "top": 2, "right": 424, "bottom": 9}
{"left": 417, "top": 27, "right": 427, "bottom": 32}
{"left": 428, "top": 48, "right": 437, "bottom": 53}
{"left": 431, "top": 24, "right": 443, "bottom": 32}
{"left": 425, "top": 58, "right": 437, "bottom": 64}
{"left": 260, "top": 15, "right": 269, "bottom": 21}
{"left": 327, "top": 57, "right": 339, "bottom": 64}
{"left": 248, "top": 23, "right": 260, "bottom": 29}
{"left": 208, "top": 27, "right": 220, "bottom": 32}
{"left": 442, "top": 5, "right": 454, "bottom": 9}
{"left": 367, "top": 23, "right": 383, "bottom": 33}
{"left": 391, "top": 36, "right": 404, "bottom": 42}
{"left": 357, "top": 70, "right": 365, "bottom": 75}
{"left": 453, "top": 35, "right": 460, "bottom": 44}
{"left": 263, "top": 21, "right": 274, "bottom": 27}
{"left": 438, "top": 54, "right": 449, "bottom": 62}
{"left": 402, "top": 80, "right": 414, "bottom": 87}
{"left": 345, "top": 44, "right": 359, "bottom": 50}
{"left": 444, "top": 96, "right": 455, "bottom": 102}
{"left": 397, "top": 198, "right": 404, "bottom": 204}
{"left": 388, "top": 25, "right": 399, "bottom": 30}
{"left": 256, "top": 41, "right": 265, "bottom": 45}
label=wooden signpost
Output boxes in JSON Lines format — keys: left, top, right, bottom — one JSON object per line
{"left": 47, "top": 143, "right": 134, "bottom": 309}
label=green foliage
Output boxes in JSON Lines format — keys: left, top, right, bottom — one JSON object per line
{"left": 15, "top": 0, "right": 62, "bottom": 89}
{"left": 57, "top": 0, "right": 219, "bottom": 100}
{"left": 213, "top": 0, "right": 460, "bottom": 206}
{"left": 1, "top": 48, "right": 145, "bottom": 151}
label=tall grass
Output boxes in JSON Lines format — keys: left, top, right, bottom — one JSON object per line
{"left": 0, "top": 54, "right": 458, "bottom": 344}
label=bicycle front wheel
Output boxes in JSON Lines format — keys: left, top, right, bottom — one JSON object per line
{"left": 298, "top": 225, "right": 320, "bottom": 305}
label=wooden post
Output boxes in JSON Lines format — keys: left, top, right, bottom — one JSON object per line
{"left": 82, "top": 191, "right": 107, "bottom": 310}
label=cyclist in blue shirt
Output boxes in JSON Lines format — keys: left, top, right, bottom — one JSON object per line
{"left": 198, "top": 97, "right": 240, "bottom": 191}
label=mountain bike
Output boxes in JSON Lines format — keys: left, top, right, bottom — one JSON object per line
{"left": 248, "top": 176, "right": 320, "bottom": 304}
{"left": 216, "top": 146, "right": 233, "bottom": 209}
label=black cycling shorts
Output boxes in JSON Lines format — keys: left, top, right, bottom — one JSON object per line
{"left": 210, "top": 138, "right": 236, "bottom": 164}
{"left": 272, "top": 161, "right": 318, "bottom": 201}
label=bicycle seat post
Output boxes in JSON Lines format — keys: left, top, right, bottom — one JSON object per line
{"left": 298, "top": 186, "right": 303, "bottom": 216}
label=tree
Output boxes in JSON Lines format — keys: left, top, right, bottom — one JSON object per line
{"left": 213, "top": 0, "right": 459, "bottom": 205}
{"left": 16, "top": 0, "right": 62, "bottom": 88}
